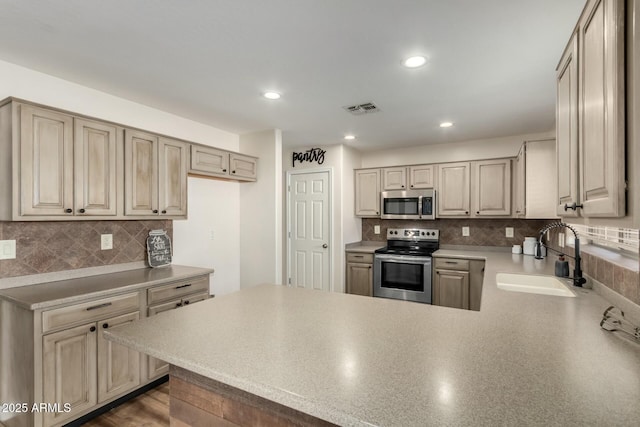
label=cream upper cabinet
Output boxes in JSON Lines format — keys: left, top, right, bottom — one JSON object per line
{"left": 355, "top": 169, "right": 381, "bottom": 217}
{"left": 524, "top": 140, "right": 557, "bottom": 219}
{"left": 159, "top": 138, "right": 188, "bottom": 217}
{"left": 125, "top": 130, "right": 158, "bottom": 216}
{"left": 578, "top": 0, "right": 625, "bottom": 217}
{"left": 125, "top": 130, "right": 187, "bottom": 218}
{"left": 473, "top": 159, "right": 511, "bottom": 217}
{"left": 19, "top": 104, "right": 74, "bottom": 217}
{"left": 437, "top": 162, "right": 470, "bottom": 217}
{"left": 190, "top": 144, "right": 229, "bottom": 176}
{"left": 515, "top": 145, "right": 526, "bottom": 217}
{"left": 409, "top": 165, "right": 436, "bottom": 189}
{"left": 556, "top": 33, "right": 580, "bottom": 217}
{"left": 229, "top": 153, "right": 258, "bottom": 181}
{"left": 556, "top": 0, "right": 626, "bottom": 218}
{"left": 382, "top": 167, "right": 407, "bottom": 190}
{"left": 74, "top": 118, "right": 120, "bottom": 216}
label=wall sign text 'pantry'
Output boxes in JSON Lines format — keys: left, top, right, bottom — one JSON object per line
{"left": 292, "top": 148, "right": 326, "bottom": 167}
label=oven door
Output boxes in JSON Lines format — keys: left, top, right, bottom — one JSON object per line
{"left": 373, "top": 254, "right": 432, "bottom": 303}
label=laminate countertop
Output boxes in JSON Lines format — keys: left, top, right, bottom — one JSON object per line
{"left": 105, "top": 251, "right": 640, "bottom": 426}
{"left": 344, "top": 241, "right": 386, "bottom": 254}
{"left": 0, "top": 265, "right": 214, "bottom": 310}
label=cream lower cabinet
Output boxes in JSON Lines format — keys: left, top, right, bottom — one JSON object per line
{"left": 124, "top": 130, "right": 187, "bottom": 218}
{"left": 433, "top": 257, "right": 485, "bottom": 311}
{"left": 345, "top": 252, "right": 373, "bottom": 296}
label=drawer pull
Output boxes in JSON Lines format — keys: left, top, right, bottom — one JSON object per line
{"left": 175, "top": 284, "right": 192, "bottom": 290}
{"left": 86, "top": 302, "right": 112, "bottom": 311}
{"left": 353, "top": 255, "right": 363, "bottom": 258}
{"left": 445, "top": 261, "right": 458, "bottom": 264}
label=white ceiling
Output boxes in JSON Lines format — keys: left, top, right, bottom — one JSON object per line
{"left": 0, "top": 0, "right": 586, "bottom": 151}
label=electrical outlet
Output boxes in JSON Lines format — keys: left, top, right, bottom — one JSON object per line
{"left": 462, "top": 226, "right": 470, "bottom": 237}
{"left": 374, "top": 225, "right": 381, "bottom": 234}
{"left": 559, "top": 233, "right": 565, "bottom": 248}
{"left": 101, "top": 234, "right": 113, "bottom": 250}
{"left": 0, "top": 240, "right": 16, "bottom": 260}
{"left": 210, "top": 230, "right": 215, "bottom": 240}
{"left": 505, "top": 227, "right": 514, "bottom": 238}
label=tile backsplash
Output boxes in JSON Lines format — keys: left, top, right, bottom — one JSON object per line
{"left": 546, "top": 228, "right": 640, "bottom": 305}
{"left": 0, "top": 220, "right": 173, "bottom": 279}
{"left": 362, "top": 218, "right": 552, "bottom": 246}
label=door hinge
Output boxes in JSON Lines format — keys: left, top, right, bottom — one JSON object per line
{"left": 288, "top": 278, "right": 291, "bottom": 284}
{"left": 288, "top": 185, "right": 291, "bottom": 192}
{"left": 288, "top": 231, "right": 291, "bottom": 238}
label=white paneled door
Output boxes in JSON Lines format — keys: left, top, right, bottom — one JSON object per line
{"left": 288, "top": 171, "right": 330, "bottom": 292}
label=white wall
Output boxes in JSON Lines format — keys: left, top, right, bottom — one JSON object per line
{"left": 282, "top": 145, "right": 362, "bottom": 292}
{"left": 361, "top": 131, "right": 554, "bottom": 167}
{"left": 0, "top": 59, "right": 242, "bottom": 294}
{"left": 239, "top": 130, "right": 283, "bottom": 288}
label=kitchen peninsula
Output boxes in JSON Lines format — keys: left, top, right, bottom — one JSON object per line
{"left": 105, "top": 251, "right": 640, "bottom": 426}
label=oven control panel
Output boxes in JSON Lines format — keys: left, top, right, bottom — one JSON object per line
{"left": 387, "top": 228, "right": 439, "bottom": 241}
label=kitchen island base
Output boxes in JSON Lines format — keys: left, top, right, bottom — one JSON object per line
{"left": 169, "top": 366, "right": 335, "bottom": 427}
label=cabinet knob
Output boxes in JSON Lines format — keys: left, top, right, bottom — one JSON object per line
{"left": 322, "top": 244, "right": 328, "bottom": 248}
{"left": 222, "top": 169, "right": 227, "bottom": 172}
{"left": 401, "top": 185, "right": 405, "bottom": 188}
{"left": 153, "top": 209, "right": 159, "bottom": 214}
{"left": 65, "top": 208, "right": 72, "bottom": 213}
{"left": 161, "top": 210, "right": 167, "bottom": 214}
{"left": 410, "top": 185, "right": 414, "bottom": 188}
{"left": 79, "top": 208, "right": 86, "bottom": 213}
{"left": 232, "top": 170, "right": 236, "bottom": 174}
{"left": 102, "top": 323, "right": 109, "bottom": 329}
{"left": 465, "top": 211, "right": 469, "bottom": 214}
{"left": 90, "top": 326, "right": 96, "bottom": 332}
{"left": 368, "top": 266, "right": 372, "bottom": 269}
{"left": 476, "top": 211, "right": 480, "bottom": 214}
{"left": 184, "top": 300, "right": 190, "bottom": 305}
{"left": 176, "top": 302, "right": 183, "bottom": 307}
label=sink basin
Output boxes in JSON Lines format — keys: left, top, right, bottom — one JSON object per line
{"left": 496, "top": 273, "right": 576, "bottom": 297}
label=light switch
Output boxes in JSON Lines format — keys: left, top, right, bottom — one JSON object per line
{"left": 101, "top": 234, "right": 113, "bottom": 250}
{"left": 0, "top": 240, "right": 16, "bottom": 260}
{"left": 374, "top": 225, "right": 381, "bottom": 234}
{"left": 505, "top": 227, "right": 514, "bottom": 238}
{"left": 462, "top": 226, "right": 470, "bottom": 237}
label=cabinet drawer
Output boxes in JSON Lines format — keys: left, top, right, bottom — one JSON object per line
{"left": 43, "top": 292, "right": 140, "bottom": 333}
{"left": 148, "top": 291, "right": 210, "bottom": 316}
{"left": 346, "top": 253, "right": 374, "bottom": 264}
{"left": 434, "top": 258, "right": 470, "bottom": 271}
{"left": 147, "top": 276, "right": 208, "bottom": 305}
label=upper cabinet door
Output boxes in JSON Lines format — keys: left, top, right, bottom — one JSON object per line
{"left": 409, "top": 165, "right": 435, "bottom": 189}
{"left": 19, "top": 105, "right": 74, "bottom": 216}
{"left": 578, "top": 0, "right": 625, "bottom": 217}
{"left": 515, "top": 146, "right": 526, "bottom": 217}
{"left": 159, "top": 138, "right": 188, "bottom": 217}
{"left": 474, "top": 159, "right": 511, "bottom": 216}
{"left": 355, "top": 169, "right": 381, "bottom": 217}
{"left": 437, "top": 162, "right": 470, "bottom": 217}
{"left": 125, "top": 130, "right": 158, "bottom": 216}
{"left": 74, "top": 118, "right": 119, "bottom": 216}
{"left": 382, "top": 167, "right": 407, "bottom": 190}
{"left": 190, "top": 145, "right": 229, "bottom": 176}
{"left": 229, "top": 153, "right": 258, "bottom": 181}
{"left": 556, "top": 33, "right": 580, "bottom": 217}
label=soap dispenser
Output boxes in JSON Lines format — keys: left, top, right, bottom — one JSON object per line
{"left": 555, "top": 254, "right": 570, "bottom": 277}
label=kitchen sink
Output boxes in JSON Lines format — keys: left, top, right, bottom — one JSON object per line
{"left": 496, "top": 273, "right": 576, "bottom": 297}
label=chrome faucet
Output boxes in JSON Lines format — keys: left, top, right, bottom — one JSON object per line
{"left": 535, "top": 222, "right": 587, "bottom": 287}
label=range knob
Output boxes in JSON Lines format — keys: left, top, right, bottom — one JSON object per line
{"left": 431, "top": 232, "right": 436, "bottom": 236}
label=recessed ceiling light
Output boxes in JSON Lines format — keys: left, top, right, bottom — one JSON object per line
{"left": 440, "top": 122, "right": 453, "bottom": 128}
{"left": 344, "top": 135, "right": 356, "bottom": 140}
{"left": 263, "top": 91, "right": 281, "bottom": 100}
{"left": 403, "top": 56, "right": 427, "bottom": 68}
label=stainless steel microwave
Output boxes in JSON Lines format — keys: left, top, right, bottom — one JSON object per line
{"left": 381, "top": 189, "right": 436, "bottom": 220}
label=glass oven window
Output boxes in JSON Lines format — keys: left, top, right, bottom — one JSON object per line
{"left": 383, "top": 197, "right": 419, "bottom": 215}
{"left": 380, "top": 261, "right": 424, "bottom": 292}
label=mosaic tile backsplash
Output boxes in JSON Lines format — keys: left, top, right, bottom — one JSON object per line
{"left": 362, "top": 218, "right": 552, "bottom": 246}
{"left": 0, "top": 220, "right": 173, "bottom": 278}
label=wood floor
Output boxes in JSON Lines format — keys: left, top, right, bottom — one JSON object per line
{"left": 82, "top": 383, "right": 169, "bottom": 427}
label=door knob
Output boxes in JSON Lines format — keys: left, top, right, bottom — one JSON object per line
{"left": 322, "top": 244, "right": 328, "bottom": 248}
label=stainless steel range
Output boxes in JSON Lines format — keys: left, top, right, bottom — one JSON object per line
{"left": 373, "top": 228, "right": 439, "bottom": 304}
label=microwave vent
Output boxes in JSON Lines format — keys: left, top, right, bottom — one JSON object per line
{"left": 343, "top": 102, "right": 380, "bottom": 115}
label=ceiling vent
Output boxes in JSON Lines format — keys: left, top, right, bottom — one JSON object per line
{"left": 343, "top": 102, "right": 380, "bottom": 115}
